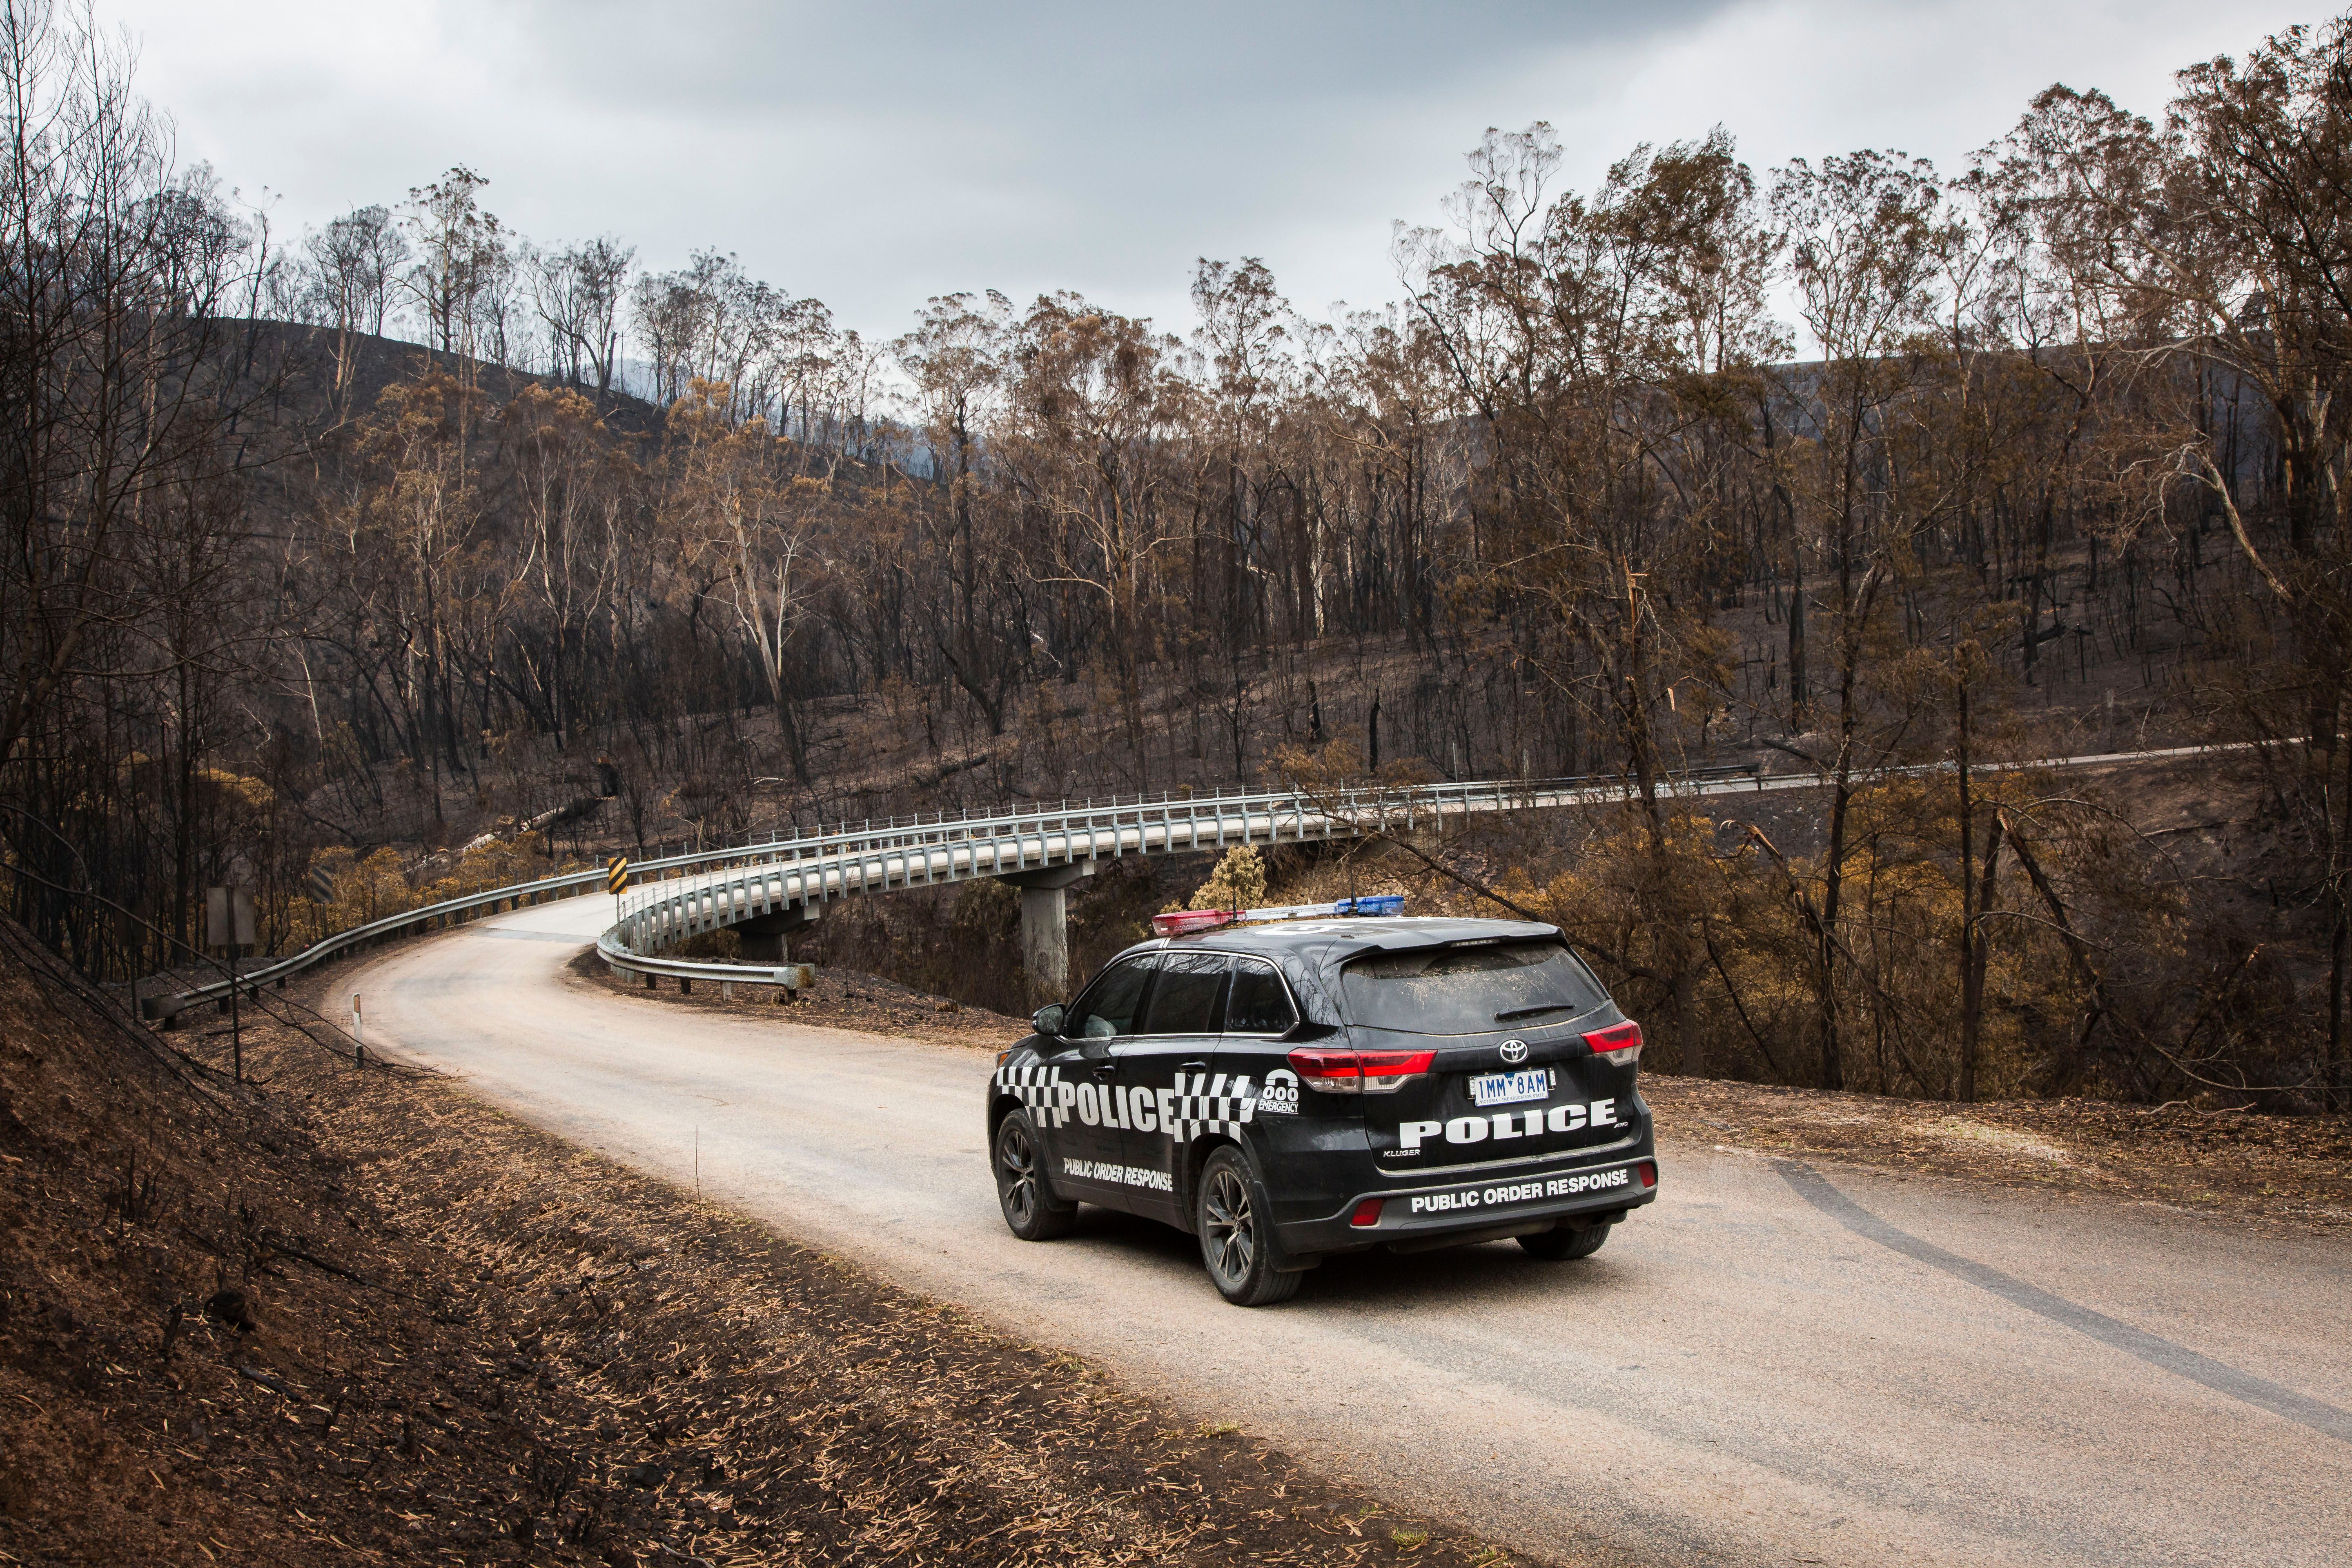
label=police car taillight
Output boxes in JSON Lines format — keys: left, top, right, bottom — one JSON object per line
{"left": 1287, "top": 1047, "right": 1436, "bottom": 1094}
{"left": 1584, "top": 1021, "right": 1642, "bottom": 1066}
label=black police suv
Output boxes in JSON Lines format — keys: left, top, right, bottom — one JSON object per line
{"left": 986, "top": 912, "right": 1658, "bottom": 1305}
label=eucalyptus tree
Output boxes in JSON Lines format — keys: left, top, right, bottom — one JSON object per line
{"left": 1762, "top": 147, "right": 1948, "bottom": 1089}
{"left": 528, "top": 235, "right": 635, "bottom": 396}
{"left": 303, "top": 203, "right": 409, "bottom": 412}
{"left": 1401, "top": 123, "right": 1785, "bottom": 1070}
{"left": 1001, "top": 294, "right": 1195, "bottom": 783}
{"left": 895, "top": 291, "right": 1029, "bottom": 734}
{"left": 0, "top": 0, "right": 290, "bottom": 956}
{"left": 401, "top": 167, "right": 508, "bottom": 366}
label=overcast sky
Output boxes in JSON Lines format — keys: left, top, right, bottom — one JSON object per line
{"left": 109, "top": 0, "right": 2329, "bottom": 341}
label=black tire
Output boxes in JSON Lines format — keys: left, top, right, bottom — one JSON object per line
{"left": 1519, "top": 1221, "right": 1611, "bottom": 1261}
{"left": 994, "top": 1110, "right": 1078, "bottom": 1241}
{"left": 1195, "top": 1147, "right": 1302, "bottom": 1306}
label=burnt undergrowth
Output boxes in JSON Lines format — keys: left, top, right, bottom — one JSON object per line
{"left": 0, "top": 916, "right": 1532, "bottom": 1566}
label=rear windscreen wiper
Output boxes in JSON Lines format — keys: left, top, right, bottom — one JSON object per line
{"left": 1494, "top": 1000, "right": 1579, "bottom": 1022}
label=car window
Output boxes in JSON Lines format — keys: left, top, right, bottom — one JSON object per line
{"left": 1340, "top": 940, "right": 1605, "bottom": 1036}
{"left": 1139, "top": 952, "right": 1229, "bottom": 1035}
{"left": 1068, "top": 957, "right": 1154, "bottom": 1039}
{"left": 1225, "top": 958, "right": 1296, "bottom": 1034}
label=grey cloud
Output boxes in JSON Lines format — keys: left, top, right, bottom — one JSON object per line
{"left": 119, "top": 0, "right": 2309, "bottom": 342}
{"left": 443, "top": 1, "right": 1735, "bottom": 327}
{"left": 497, "top": 1, "right": 1735, "bottom": 114}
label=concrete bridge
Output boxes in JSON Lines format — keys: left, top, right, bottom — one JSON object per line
{"left": 145, "top": 741, "right": 2257, "bottom": 1022}
{"left": 607, "top": 743, "right": 2250, "bottom": 1001}
{"left": 609, "top": 771, "right": 1752, "bottom": 999}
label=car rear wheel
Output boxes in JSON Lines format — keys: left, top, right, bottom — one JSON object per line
{"left": 994, "top": 1110, "right": 1077, "bottom": 1241}
{"left": 1196, "top": 1147, "right": 1301, "bottom": 1306}
{"left": 1519, "top": 1220, "right": 1611, "bottom": 1260}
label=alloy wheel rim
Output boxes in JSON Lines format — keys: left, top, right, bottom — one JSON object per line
{"left": 1204, "top": 1167, "right": 1254, "bottom": 1283}
{"left": 1000, "top": 1125, "right": 1037, "bottom": 1225}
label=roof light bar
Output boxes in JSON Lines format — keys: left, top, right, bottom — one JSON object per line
{"left": 1149, "top": 893, "right": 1406, "bottom": 937}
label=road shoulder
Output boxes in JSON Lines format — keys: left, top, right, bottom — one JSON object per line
{"left": 1644, "top": 1075, "right": 2352, "bottom": 1232}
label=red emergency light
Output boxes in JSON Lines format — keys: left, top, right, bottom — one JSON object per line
{"left": 1149, "top": 908, "right": 1237, "bottom": 937}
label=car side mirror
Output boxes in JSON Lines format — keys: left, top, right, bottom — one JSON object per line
{"left": 1032, "top": 1003, "right": 1066, "bottom": 1038}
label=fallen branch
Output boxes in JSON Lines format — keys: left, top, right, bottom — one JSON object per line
{"left": 261, "top": 1231, "right": 419, "bottom": 1299}
{"left": 2187, "top": 448, "right": 2294, "bottom": 604}
{"left": 236, "top": 1363, "right": 297, "bottom": 1399}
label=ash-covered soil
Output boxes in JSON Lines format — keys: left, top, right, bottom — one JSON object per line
{"left": 0, "top": 920, "right": 1528, "bottom": 1567}
{"left": 1644, "top": 1075, "right": 2352, "bottom": 1230}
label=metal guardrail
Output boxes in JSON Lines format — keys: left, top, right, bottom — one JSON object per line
{"left": 592, "top": 928, "right": 813, "bottom": 993}
{"left": 149, "top": 842, "right": 750, "bottom": 1019}
{"left": 154, "top": 740, "right": 2259, "bottom": 1019}
{"left": 597, "top": 777, "right": 1633, "bottom": 992}
{"left": 156, "top": 775, "right": 1651, "bottom": 1015}
{"left": 611, "top": 775, "right": 1623, "bottom": 957}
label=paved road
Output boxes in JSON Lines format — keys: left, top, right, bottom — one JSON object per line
{"left": 352, "top": 899, "right": 2352, "bottom": 1568}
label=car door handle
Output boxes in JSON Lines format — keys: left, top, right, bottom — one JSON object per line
{"left": 1178, "top": 1060, "right": 1209, "bottom": 1070}
{"left": 1092, "top": 1060, "right": 1118, "bottom": 1078}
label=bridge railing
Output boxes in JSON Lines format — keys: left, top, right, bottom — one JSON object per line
{"left": 147, "top": 740, "right": 2264, "bottom": 1020}
{"left": 154, "top": 767, "right": 1763, "bottom": 1017}
{"left": 605, "top": 773, "right": 1693, "bottom": 956}
{"left": 150, "top": 841, "right": 764, "bottom": 1019}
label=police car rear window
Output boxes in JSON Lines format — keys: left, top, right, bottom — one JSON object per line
{"left": 1340, "top": 941, "right": 1605, "bottom": 1037}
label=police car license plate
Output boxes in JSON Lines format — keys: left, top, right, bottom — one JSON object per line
{"left": 1469, "top": 1069, "right": 1549, "bottom": 1107}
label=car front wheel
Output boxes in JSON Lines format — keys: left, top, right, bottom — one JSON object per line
{"left": 1195, "top": 1147, "right": 1301, "bottom": 1306}
{"left": 994, "top": 1110, "right": 1077, "bottom": 1241}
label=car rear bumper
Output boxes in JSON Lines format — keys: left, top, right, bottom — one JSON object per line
{"left": 1274, "top": 1154, "right": 1659, "bottom": 1259}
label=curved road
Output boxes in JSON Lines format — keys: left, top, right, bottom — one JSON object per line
{"left": 352, "top": 898, "right": 2352, "bottom": 1568}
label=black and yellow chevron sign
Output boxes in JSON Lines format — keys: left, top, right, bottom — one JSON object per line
{"left": 606, "top": 855, "right": 630, "bottom": 894}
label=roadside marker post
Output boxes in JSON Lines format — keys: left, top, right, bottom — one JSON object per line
{"left": 607, "top": 855, "right": 630, "bottom": 941}
{"left": 206, "top": 885, "right": 256, "bottom": 1082}
{"left": 352, "top": 992, "right": 365, "bottom": 1067}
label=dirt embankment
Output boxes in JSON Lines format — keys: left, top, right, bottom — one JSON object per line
{"left": 0, "top": 922, "right": 1520, "bottom": 1568}
{"left": 1644, "top": 1076, "right": 2352, "bottom": 1230}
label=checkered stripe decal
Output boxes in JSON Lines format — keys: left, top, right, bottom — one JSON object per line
{"left": 1162, "top": 1071, "right": 1257, "bottom": 1141}
{"left": 994, "top": 1060, "right": 1069, "bottom": 1127}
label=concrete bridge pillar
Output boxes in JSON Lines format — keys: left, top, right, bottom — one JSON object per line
{"left": 735, "top": 904, "right": 820, "bottom": 963}
{"left": 998, "top": 862, "right": 1094, "bottom": 1003}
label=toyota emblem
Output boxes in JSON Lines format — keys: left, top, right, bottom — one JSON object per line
{"left": 1499, "top": 1039, "right": 1530, "bottom": 1064}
